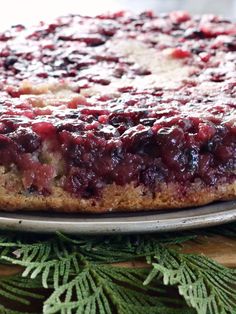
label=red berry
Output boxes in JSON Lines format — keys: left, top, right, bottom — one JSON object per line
{"left": 199, "top": 52, "right": 211, "bottom": 62}
{"left": 98, "top": 115, "right": 109, "bottom": 124}
{"left": 170, "top": 11, "right": 190, "bottom": 23}
{"left": 170, "top": 47, "right": 191, "bottom": 59}
{"left": 32, "top": 122, "right": 56, "bottom": 138}
{"left": 197, "top": 123, "right": 216, "bottom": 141}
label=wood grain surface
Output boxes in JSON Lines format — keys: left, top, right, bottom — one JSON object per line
{"left": 113, "top": 235, "right": 236, "bottom": 268}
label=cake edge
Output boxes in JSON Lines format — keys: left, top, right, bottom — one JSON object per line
{"left": 0, "top": 169, "right": 235, "bottom": 212}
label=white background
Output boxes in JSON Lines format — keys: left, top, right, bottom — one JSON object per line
{"left": 0, "top": 0, "right": 236, "bottom": 29}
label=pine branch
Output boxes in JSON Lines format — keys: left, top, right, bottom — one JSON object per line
{"left": 57, "top": 232, "right": 195, "bottom": 263}
{"left": 0, "top": 305, "right": 34, "bottom": 314}
{"left": 43, "top": 263, "right": 192, "bottom": 314}
{"left": 0, "top": 223, "right": 236, "bottom": 313}
{"left": 0, "top": 275, "right": 43, "bottom": 314}
{"left": 3, "top": 248, "right": 81, "bottom": 289}
{"left": 0, "top": 275, "right": 43, "bottom": 304}
{"left": 144, "top": 245, "right": 236, "bottom": 314}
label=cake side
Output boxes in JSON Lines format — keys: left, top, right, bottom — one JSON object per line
{"left": 0, "top": 166, "right": 235, "bottom": 212}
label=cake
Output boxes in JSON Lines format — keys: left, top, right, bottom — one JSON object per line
{"left": 0, "top": 11, "right": 235, "bottom": 212}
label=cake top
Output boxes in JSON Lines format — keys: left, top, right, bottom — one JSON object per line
{"left": 0, "top": 11, "right": 235, "bottom": 143}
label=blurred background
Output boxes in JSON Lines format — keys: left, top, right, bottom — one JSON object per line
{"left": 0, "top": 0, "right": 236, "bottom": 28}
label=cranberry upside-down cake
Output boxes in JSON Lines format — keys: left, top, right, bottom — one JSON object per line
{"left": 0, "top": 11, "right": 235, "bottom": 213}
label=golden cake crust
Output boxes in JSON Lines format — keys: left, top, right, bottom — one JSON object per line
{"left": 0, "top": 168, "right": 235, "bottom": 213}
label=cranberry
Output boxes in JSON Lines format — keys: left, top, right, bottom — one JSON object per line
{"left": 170, "top": 47, "right": 191, "bottom": 59}
{"left": 199, "top": 52, "right": 211, "bottom": 62}
{"left": 94, "top": 55, "right": 119, "bottom": 62}
{"left": 36, "top": 72, "right": 48, "bottom": 78}
{"left": 3, "top": 57, "right": 18, "bottom": 70}
{"left": 12, "top": 24, "right": 25, "bottom": 32}
{"left": 133, "top": 67, "right": 151, "bottom": 76}
{"left": 184, "top": 28, "right": 205, "bottom": 39}
{"left": 0, "top": 32, "right": 13, "bottom": 41}
{"left": 0, "top": 134, "right": 12, "bottom": 148}
{"left": 196, "top": 123, "right": 216, "bottom": 142}
{"left": 65, "top": 168, "right": 103, "bottom": 197}
{"left": 92, "top": 153, "right": 119, "bottom": 179}
{"left": 118, "top": 86, "right": 134, "bottom": 93}
{"left": 106, "top": 11, "right": 125, "bottom": 19}
{"left": 169, "top": 11, "right": 191, "bottom": 23}
{"left": 215, "top": 145, "right": 234, "bottom": 162}
{"left": 139, "top": 11, "right": 155, "bottom": 19}
{"left": 59, "top": 34, "right": 105, "bottom": 46}
{"left": 88, "top": 77, "right": 110, "bottom": 85}
{"left": 163, "top": 149, "right": 186, "bottom": 171}
{"left": 0, "top": 121, "right": 16, "bottom": 134}
{"left": 75, "top": 60, "right": 97, "bottom": 69}
{"left": 157, "top": 126, "right": 185, "bottom": 146}
{"left": 98, "top": 25, "right": 117, "bottom": 37}
{"left": 187, "top": 148, "right": 199, "bottom": 173}
{"left": 32, "top": 122, "right": 56, "bottom": 139}
{"left": 140, "top": 164, "right": 166, "bottom": 187}
{"left": 200, "top": 22, "right": 236, "bottom": 37}
{"left": 111, "top": 154, "right": 142, "bottom": 185}
{"left": 225, "top": 41, "right": 236, "bottom": 51}
{"left": 122, "top": 127, "right": 154, "bottom": 154}
{"left": 198, "top": 154, "right": 212, "bottom": 176}
{"left": 98, "top": 115, "right": 109, "bottom": 124}
{"left": 9, "top": 128, "right": 41, "bottom": 153}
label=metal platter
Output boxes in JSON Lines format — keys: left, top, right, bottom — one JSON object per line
{"left": 0, "top": 201, "right": 235, "bottom": 234}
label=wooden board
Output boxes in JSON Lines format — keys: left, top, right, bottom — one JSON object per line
{"left": 114, "top": 235, "right": 236, "bottom": 269}
{"left": 181, "top": 235, "right": 236, "bottom": 267}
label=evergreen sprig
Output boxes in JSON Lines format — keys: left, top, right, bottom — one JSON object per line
{"left": 144, "top": 246, "right": 236, "bottom": 314}
{"left": 0, "top": 275, "right": 43, "bottom": 313}
{"left": 0, "top": 223, "right": 236, "bottom": 313}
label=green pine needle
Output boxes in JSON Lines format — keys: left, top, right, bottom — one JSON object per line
{"left": 43, "top": 265, "right": 191, "bottom": 314}
{"left": 144, "top": 245, "right": 236, "bottom": 314}
{"left": 0, "top": 223, "right": 236, "bottom": 313}
{"left": 0, "top": 275, "right": 43, "bottom": 305}
{"left": 0, "top": 305, "right": 34, "bottom": 314}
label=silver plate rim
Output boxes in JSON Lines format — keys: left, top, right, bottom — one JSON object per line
{"left": 0, "top": 201, "right": 235, "bottom": 234}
